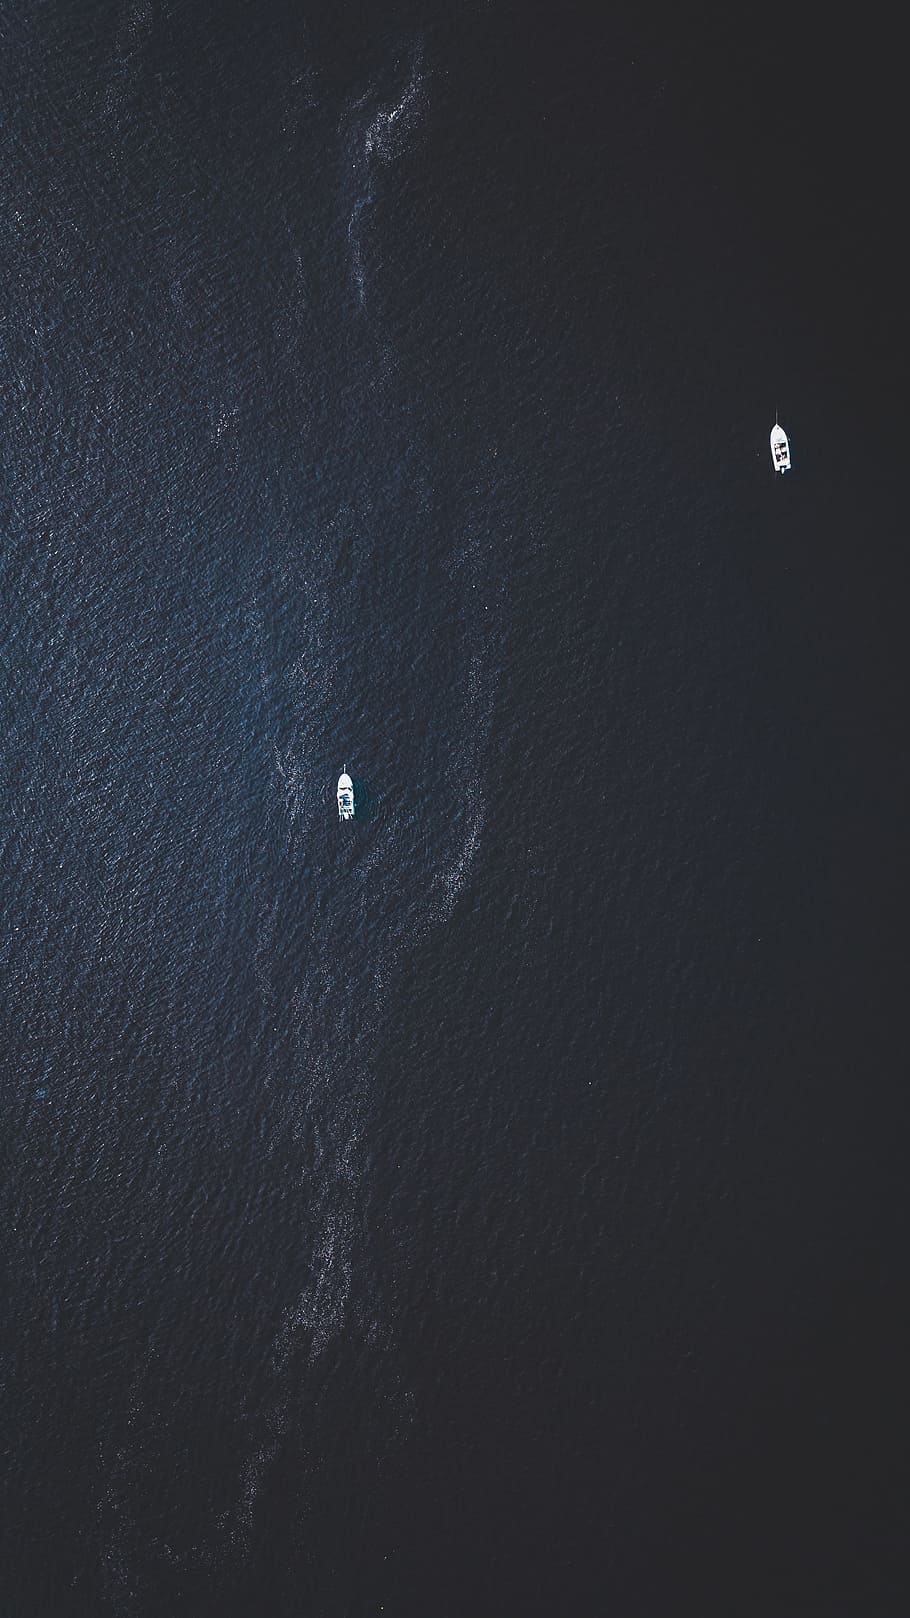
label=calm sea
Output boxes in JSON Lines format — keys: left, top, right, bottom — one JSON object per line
{"left": 1, "top": 4, "right": 906, "bottom": 1613}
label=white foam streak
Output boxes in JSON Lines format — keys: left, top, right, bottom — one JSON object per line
{"left": 363, "top": 55, "right": 426, "bottom": 164}
{"left": 345, "top": 44, "right": 427, "bottom": 307}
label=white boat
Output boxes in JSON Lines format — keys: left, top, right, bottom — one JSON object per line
{"left": 770, "top": 421, "right": 791, "bottom": 473}
{"left": 337, "top": 770, "right": 354, "bottom": 821}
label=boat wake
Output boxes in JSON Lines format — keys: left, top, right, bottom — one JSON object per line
{"left": 343, "top": 43, "right": 427, "bottom": 307}
{"left": 199, "top": 500, "right": 507, "bottom": 1580}
{"left": 82, "top": 28, "right": 509, "bottom": 1597}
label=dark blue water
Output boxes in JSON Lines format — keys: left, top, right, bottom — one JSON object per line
{"left": 2, "top": 5, "right": 906, "bottom": 1613}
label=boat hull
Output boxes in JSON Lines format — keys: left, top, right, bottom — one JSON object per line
{"left": 337, "top": 772, "right": 354, "bottom": 820}
{"left": 770, "top": 423, "right": 791, "bottom": 473}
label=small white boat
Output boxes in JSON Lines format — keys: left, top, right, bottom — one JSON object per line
{"left": 337, "top": 770, "right": 354, "bottom": 821}
{"left": 770, "top": 421, "right": 791, "bottom": 473}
